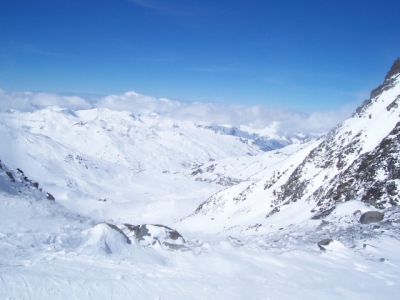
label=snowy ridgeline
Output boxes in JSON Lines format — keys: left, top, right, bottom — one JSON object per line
{"left": 1, "top": 59, "right": 400, "bottom": 298}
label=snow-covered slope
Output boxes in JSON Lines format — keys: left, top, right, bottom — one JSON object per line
{"left": 0, "top": 108, "right": 270, "bottom": 224}
{"left": 1, "top": 159, "right": 400, "bottom": 299}
{"left": 185, "top": 58, "right": 400, "bottom": 235}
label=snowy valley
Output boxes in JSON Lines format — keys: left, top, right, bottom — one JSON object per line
{"left": 1, "top": 59, "right": 400, "bottom": 299}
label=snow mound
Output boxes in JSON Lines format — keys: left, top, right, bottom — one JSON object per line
{"left": 80, "top": 223, "right": 131, "bottom": 255}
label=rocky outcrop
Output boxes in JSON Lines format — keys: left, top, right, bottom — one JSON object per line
{"left": 313, "top": 122, "right": 400, "bottom": 210}
{"left": 317, "top": 238, "right": 333, "bottom": 251}
{"left": 118, "top": 223, "right": 189, "bottom": 251}
{"left": 359, "top": 211, "right": 384, "bottom": 224}
{"left": 0, "top": 159, "right": 55, "bottom": 201}
{"left": 370, "top": 58, "right": 400, "bottom": 98}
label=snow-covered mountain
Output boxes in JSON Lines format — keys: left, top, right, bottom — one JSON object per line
{"left": 184, "top": 58, "right": 400, "bottom": 235}
{"left": 196, "top": 123, "right": 312, "bottom": 151}
{"left": 0, "top": 105, "right": 311, "bottom": 224}
{"left": 1, "top": 59, "right": 400, "bottom": 299}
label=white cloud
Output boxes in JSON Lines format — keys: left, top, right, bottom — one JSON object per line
{"left": 0, "top": 88, "right": 357, "bottom": 136}
{"left": 0, "top": 90, "right": 91, "bottom": 112}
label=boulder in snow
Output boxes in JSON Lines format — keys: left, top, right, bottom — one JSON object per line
{"left": 359, "top": 211, "right": 384, "bottom": 224}
{"left": 317, "top": 239, "right": 347, "bottom": 252}
{"left": 317, "top": 238, "right": 333, "bottom": 251}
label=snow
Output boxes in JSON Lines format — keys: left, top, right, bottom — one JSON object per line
{"left": 1, "top": 188, "right": 400, "bottom": 299}
{"left": 1, "top": 69, "right": 400, "bottom": 298}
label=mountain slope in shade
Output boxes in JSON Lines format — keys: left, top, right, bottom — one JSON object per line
{"left": 184, "top": 58, "right": 400, "bottom": 234}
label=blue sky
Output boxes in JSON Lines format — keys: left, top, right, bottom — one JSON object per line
{"left": 1, "top": 0, "right": 399, "bottom": 112}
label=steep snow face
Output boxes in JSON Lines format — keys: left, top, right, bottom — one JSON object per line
{"left": 187, "top": 59, "right": 400, "bottom": 235}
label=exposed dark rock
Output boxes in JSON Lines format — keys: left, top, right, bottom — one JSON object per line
{"left": 1, "top": 160, "right": 57, "bottom": 202}
{"left": 162, "top": 242, "right": 190, "bottom": 251}
{"left": 370, "top": 58, "right": 400, "bottom": 99}
{"left": 386, "top": 96, "right": 399, "bottom": 111}
{"left": 317, "top": 238, "right": 333, "bottom": 251}
{"left": 166, "top": 228, "right": 181, "bottom": 240}
{"left": 266, "top": 207, "right": 280, "bottom": 218}
{"left": 228, "top": 236, "right": 244, "bottom": 247}
{"left": 311, "top": 206, "right": 336, "bottom": 220}
{"left": 384, "top": 58, "right": 400, "bottom": 81}
{"left": 315, "top": 220, "right": 330, "bottom": 231}
{"left": 119, "top": 223, "right": 186, "bottom": 251}
{"left": 153, "top": 224, "right": 185, "bottom": 241}
{"left": 46, "top": 192, "right": 55, "bottom": 201}
{"left": 5, "top": 171, "right": 15, "bottom": 182}
{"left": 191, "top": 168, "right": 203, "bottom": 176}
{"left": 124, "top": 224, "right": 149, "bottom": 241}
{"left": 105, "top": 223, "right": 131, "bottom": 244}
{"left": 360, "top": 211, "right": 384, "bottom": 224}
{"left": 353, "top": 99, "right": 372, "bottom": 117}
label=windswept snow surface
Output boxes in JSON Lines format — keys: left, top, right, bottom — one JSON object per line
{"left": 1, "top": 187, "right": 400, "bottom": 299}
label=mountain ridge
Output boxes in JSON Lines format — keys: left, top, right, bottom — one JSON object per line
{"left": 184, "top": 59, "right": 400, "bottom": 234}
